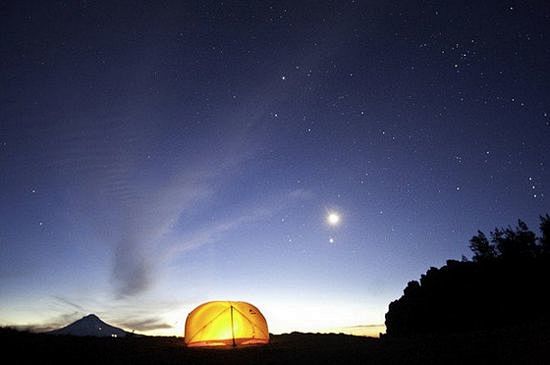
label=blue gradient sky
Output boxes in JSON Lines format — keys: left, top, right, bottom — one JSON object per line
{"left": 1, "top": 1, "right": 549, "bottom": 335}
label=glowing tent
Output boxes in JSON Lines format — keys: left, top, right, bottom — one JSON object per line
{"left": 184, "top": 301, "right": 269, "bottom": 347}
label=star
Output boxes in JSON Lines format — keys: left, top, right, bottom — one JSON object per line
{"left": 329, "top": 237, "right": 335, "bottom": 243}
{"left": 327, "top": 212, "right": 341, "bottom": 226}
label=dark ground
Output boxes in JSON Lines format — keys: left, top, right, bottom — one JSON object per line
{"left": 3, "top": 321, "right": 550, "bottom": 365}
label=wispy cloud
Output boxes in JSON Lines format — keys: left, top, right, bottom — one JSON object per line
{"left": 106, "top": 126, "right": 314, "bottom": 298}
{"left": 18, "top": 311, "right": 82, "bottom": 333}
{"left": 109, "top": 162, "right": 240, "bottom": 297}
{"left": 162, "top": 188, "right": 314, "bottom": 259}
{"left": 52, "top": 296, "right": 86, "bottom": 312}
{"left": 116, "top": 317, "right": 172, "bottom": 332}
{"left": 162, "top": 208, "right": 271, "bottom": 258}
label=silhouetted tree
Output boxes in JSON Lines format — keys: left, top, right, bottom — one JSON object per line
{"left": 491, "top": 220, "right": 537, "bottom": 259}
{"left": 385, "top": 214, "right": 550, "bottom": 337}
{"left": 403, "top": 280, "right": 420, "bottom": 296}
{"left": 469, "top": 231, "right": 496, "bottom": 262}
{"left": 540, "top": 214, "right": 550, "bottom": 254}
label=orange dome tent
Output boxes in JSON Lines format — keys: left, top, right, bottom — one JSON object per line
{"left": 184, "top": 301, "right": 269, "bottom": 347}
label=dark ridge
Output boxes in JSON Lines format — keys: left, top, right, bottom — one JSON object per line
{"left": 385, "top": 214, "right": 550, "bottom": 337}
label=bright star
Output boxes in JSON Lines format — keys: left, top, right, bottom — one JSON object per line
{"left": 327, "top": 212, "right": 340, "bottom": 226}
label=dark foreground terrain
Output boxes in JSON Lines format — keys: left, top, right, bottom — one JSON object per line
{"left": 3, "top": 321, "right": 550, "bottom": 365}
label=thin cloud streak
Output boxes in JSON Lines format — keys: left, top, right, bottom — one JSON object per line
{"left": 51, "top": 296, "right": 86, "bottom": 312}
{"left": 18, "top": 311, "right": 82, "bottom": 333}
{"left": 162, "top": 189, "right": 314, "bottom": 259}
{"left": 116, "top": 317, "right": 173, "bottom": 332}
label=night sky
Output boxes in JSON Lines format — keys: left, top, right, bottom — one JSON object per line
{"left": 1, "top": 1, "right": 549, "bottom": 335}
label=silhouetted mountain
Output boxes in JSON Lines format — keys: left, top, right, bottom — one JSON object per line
{"left": 48, "top": 314, "right": 130, "bottom": 337}
{"left": 385, "top": 214, "right": 550, "bottom": 337}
